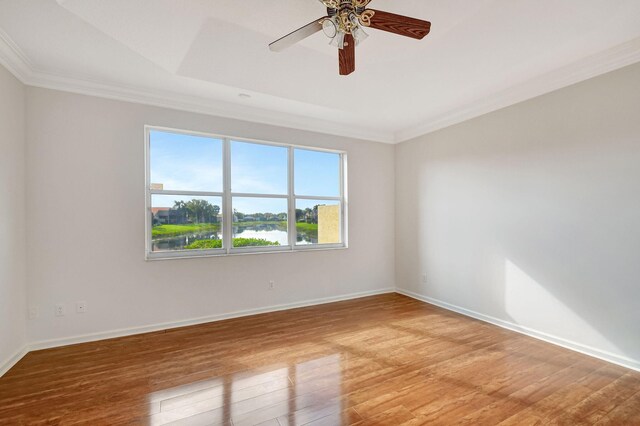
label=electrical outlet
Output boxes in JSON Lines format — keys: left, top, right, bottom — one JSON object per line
{"left": 76, "top": 301, "right": 86, "bottom": 314}
{"left": 422, "top": 273, "right": 427, "bottom": 284}
{"left": 269, "top": 280, "right": 275, "bottom": 290}
{"left": 55, "top": 304, "right": 65, "bottom": 317}
{"left": 28, "top": 306, "right": 39, "bottom": 320}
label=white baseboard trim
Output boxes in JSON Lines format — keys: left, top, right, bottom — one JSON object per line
{"left": 13, "top": 287, "right": 638, "bottom": 377}
{"left": 0, "top": 345, "right": 29, "bottom": 378}
{"left": 28, "top": 288, "right": 395, "bottom": 352}
{"left": 396, "top": 288, "right": 640, "bottom": 372}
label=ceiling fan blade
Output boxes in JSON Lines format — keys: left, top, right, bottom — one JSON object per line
{"left": 339, "top": 34, "right": 355, "bottom": 76}
{"left": 269, "top": 18, "right": 324, "bottom": 52}
{"left": 363, "top": 9, "right": 431, "bottom": 40}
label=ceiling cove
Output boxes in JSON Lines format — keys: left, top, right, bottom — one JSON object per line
{"left": 1, "top": 2, "right": 640, "bottom": 145}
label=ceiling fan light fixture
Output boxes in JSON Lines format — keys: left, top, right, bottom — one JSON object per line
{"left": 322, "top": 18, "right": 338, "bottom": 38}
{"left": 352, "top": 25, "right": 368, "bottom": 45}
{"left": 329, "top": 31, "right": 346, "bottom": 49}
{"left": 349, "top": 13, "right": 360, "bottom": 27}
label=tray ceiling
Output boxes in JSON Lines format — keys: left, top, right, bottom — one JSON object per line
{"left": 1, "top": 0, "right": 640, "bottom": 143}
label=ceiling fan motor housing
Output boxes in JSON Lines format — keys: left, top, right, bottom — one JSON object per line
{"left": 339, "top": 0, "right": 368, "bottom": 15}
{"left": 325, "top": 0, "right": 366, "bottom": 14}
{"left": 340, "top": 0, "right": 354, "bottom": 11}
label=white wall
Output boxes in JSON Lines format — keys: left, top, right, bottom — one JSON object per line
{"left": 4, "top": 55, "right": 639, "bottom": 374}
{"left": 396, "top": 62, "right": 640, "bottom": 369}
{"left": 25, "top": 87, "right": 395, "bottom": 345}
{"left": 0, "top": 63, "right": 27, "bottom": 372}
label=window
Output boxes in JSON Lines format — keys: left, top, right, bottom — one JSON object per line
{"left": 146, "top": 127, "right": 347, "bottom": 259}
{"left": 294, "top": 148, "right": 343, "bottom": 246}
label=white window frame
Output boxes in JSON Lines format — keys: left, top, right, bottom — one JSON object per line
{"left": 145, "top": 125, "right": 348, "bottom": 260}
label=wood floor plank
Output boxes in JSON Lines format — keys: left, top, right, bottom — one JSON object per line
{"left": 550, "top": 375, "right": 640, "bottom": 425}
{"left": 0, "top": 293, "right": 637, "bottom": 425}
{"left": 592, "top": 390, "right": 640, "bottom": 425}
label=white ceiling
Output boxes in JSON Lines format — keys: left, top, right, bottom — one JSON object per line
{"left": 1, "top": 0, "right": 640, "bottom": 143}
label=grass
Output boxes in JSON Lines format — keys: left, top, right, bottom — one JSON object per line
{"left": 186, "top": 238, "right": 279, "bottom": 250}
{"left": 295, "top": 222, "right": 318, "bottom": 232}
{"left": 152, "top": 223, "right": 220, "bottom": 238}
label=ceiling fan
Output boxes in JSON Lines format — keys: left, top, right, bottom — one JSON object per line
{"left": 269, "top": 0, "right": 431, "bottom": 76}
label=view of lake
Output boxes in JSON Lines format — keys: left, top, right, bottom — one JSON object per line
{"left": 152, "top": 223, "right": 318, "bottom": 251}
{"left": 147, "top": 130, "right": 343, "bottom": 254}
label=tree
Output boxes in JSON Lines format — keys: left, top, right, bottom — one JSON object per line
{"left": 304, "top": 208, "right": 314, "bottom": 224}
{"left": 302, "top": 206, "right": 320, "bottom": 224}
{"left": 174, "top": 199, "right": 220, "bottom": 224}
{"left": 211, "top": 204, "right": 221, "bottom": 222}
{"left": 295, "top": 209, "right": 304, "bottom": 222}
{"left": 172, "top": 201, "right": 189, "bottom": 224}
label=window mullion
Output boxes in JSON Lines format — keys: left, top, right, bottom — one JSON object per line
{"left": 292, "top": 195, "right": 342, "bottom": 201}
{"left": 339, "top": 154, "right": 346, "bottom": 244}
{"left": 149, "top": 189, "right": 224, "bottom": 197}
{"left": 223, "top": 138, "right": 232, "bottom": 253}
{"left": 288, "top": 146, "right": 295, "bottom": 249}
{"left": 229, "top": 193, "right": 288, "bottom": 199}
{"left": 145, "top": 127, "right": 152, "bottom": 256}
{"left": 340, "top": 153, "right": 347, "bottom": 246}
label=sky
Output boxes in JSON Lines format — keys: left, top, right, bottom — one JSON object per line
{"left": 150, "top": 130, "right": 341, "bottom": 214}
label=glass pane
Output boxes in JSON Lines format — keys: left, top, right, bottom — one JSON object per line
{"left": 294, "top": 149, "right": 340, "bottom": 197}
{"left": 232, "top": 197, "right": 288, "bottom": 247}
{"left": 150, "top": 130, "right": 223, "bottom": 192}
{"left": 151, "top": 194, "right": 223, "bottom": 252}
{"left": 295, "top": 199, "right": 341, "bottom": 245}
{"left": 231, "top": 141, "right": 288, "bottom": 195}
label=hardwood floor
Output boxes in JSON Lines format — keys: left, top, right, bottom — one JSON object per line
{"left": 1, "top": 293, "right": 639, "bottom": 425}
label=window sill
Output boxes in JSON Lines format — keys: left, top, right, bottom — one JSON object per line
{"left": 145, "top": 244, "right": 348, "bottom": 261}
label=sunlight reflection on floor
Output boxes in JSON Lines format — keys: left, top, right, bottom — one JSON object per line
{"left": 147, "top": 354, "right": 342, "bottom": 425}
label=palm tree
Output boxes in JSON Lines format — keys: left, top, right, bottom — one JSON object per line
{"left": 172, "top": 201, "right": 189, "bottom": 224}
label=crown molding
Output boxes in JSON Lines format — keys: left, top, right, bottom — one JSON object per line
{"left": 25, "top": 69, "right": 396, "bottom": 143}
{"left": 0, "top": 28, "right": 31, "bottom": 83}
{"left": 2, "top": 26, "right": 640, "bottom": 145}
{"left": 0, "top": 28, "right": 395, "bottom": 144}
{"left": 395, "top": 36, "right": 640, "bottom": 143}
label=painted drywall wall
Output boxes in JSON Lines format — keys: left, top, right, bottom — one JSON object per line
{"left": 0, "top": 63, "right": 27, "bottom": 372}
{"left": 395, "top": 62, "right": 640, "bottom": 369}
{"left": 25, "top": 87, "right": 395, "bottom": 344}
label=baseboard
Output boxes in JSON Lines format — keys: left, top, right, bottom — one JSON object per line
{"left": 28, "top": 288, "right": 395, "bottom": 352}
{"left": 15, "top": 287, "right": 638, "bottom": 377}
{"left": 396, "top": 288, "right": 640, "bottom": 372}
{"left": 0, "top": 345, "right": 29, "bottom": 378}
